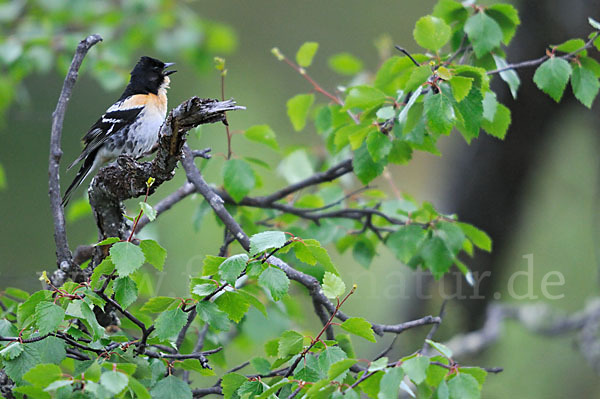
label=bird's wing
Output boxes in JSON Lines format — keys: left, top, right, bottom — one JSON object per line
{"left": 68, "top": 104, "right": 145, "bottom": 170}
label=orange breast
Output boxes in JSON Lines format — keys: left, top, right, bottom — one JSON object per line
{"left": 121, "top": 92, "right": 168, "bottom": 116}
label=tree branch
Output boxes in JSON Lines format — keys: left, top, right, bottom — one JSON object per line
{"left": 487, "top": 32, "right": 599, "bottom": 75}
{"left": 180, "top": 145, "right": 251, "bottom": 251}
{"left": 49, "top": 34, "right": 102, "bottom": 287}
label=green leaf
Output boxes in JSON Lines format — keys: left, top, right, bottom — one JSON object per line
{"left": 322, "top": 272, "right": 346, "bottom": 299}
{"left": 492, "top": 55, "right": 520, "bottom": 99}
{"left": 453, "top": 86, "right": 483, "bottom": 143}
{"left": 43, "top": 379, "right": 73, "bottom": 391}
{"left": 203, "top": 255, "right": 226, "bottom": 276}
{"left": 378, "top": 367, "right": 404, "bottom": 399}
{"left": 264, "top": 338, "right": 280, "bottom": 357}
{"left": 17, "top": 290, "right": 52, "bottom": 327}
{"left": 113, "top": 276, "right": 138, "bottom": 309}
{"left": 340, "top": 317, "right": 376, "bottom": 342}
{"left": 110, "top": 241, "right": 145, "bottom": 276}
{"left": 571, "top": 65, "right": 600, "bottom": 108}
{"left": 449, "top": 76, "right": 473, "bottom": 102}
{"left": 413, "top": 15, "right": 451, "bottom": 51}
{"left": 139, "top": 239, "right": 167, "bottom": 271}
{"left": 0, "top": 342, "right": 23, "bottom": 360}
{"left": 278, "top": 330, "right": 304, "bottom": 357}
{"left": 245, "top": 125, "right": 279, "bottom": 150}
{"left": 250, "top": 357, "right": 272, "bottom": 374}
{"left": 328, "top": 359, "right": 357, "bottom": 380}
{"left": 388, "top": 140, "right": 413, "bottom": 164}
{"left": 457, "top": 222, "right": 492, "bottom": 252}
{"left": 244, "top": 125, "right": 279, "bottom": 150}
{"left": 4, "top": 343, "right": 40, "bottom": 383}
{"left": 13, "top": 386, "right": 50, "bottom": 399}
{"left": 344, "top": 86, "right": 387, "bottom": 110}
{"left": 387, "top": 225, "right": 426, "bottom": 263}
{"left": 287, "top": 93, "right": 315, "bottom": 131}
{"left": 29, "top": 337, "right": 64, "bottom": 367}
{"left": 196, "top": 301, "right": 230, "bottom": 331}
{"left": 554, "top": 38, "right": 586, "bottom": 53}
{"left": 250, "top": 231, "right": 287, "bottom": 255}
{"left": 293, "top": 239, "right": 340, "bottom": 275}
{"left": 34, "top": 302, "right": 64, "bottom": 335}
{"left": 589, "top": 17, "right": 600, "bottom": 30}
{"left": 100, "top": 370, "right": 128, "bottom": 395}
{"left": 424, "top": 91, "right": 455, "bottom": 135}
{"left": 366, "top": 130, "right": 392, "bottom": 162}
{"left": 481, "top": 103, "right": 511, "bottom": 139}
{"left": 140, "top": 202, "right": 157, "bottom": 221}
{"left": 482, "top": 91, "right": 498, "bottom": 121}
{"left": 376, "top": 106, "right": 396, "bottom": 120}
{"left": 353, "top": 239, "right": 376, "bottom": 268}
{"left": 90, "top": 257, "right": 115, "bottom": 289}
{"left": 464, "top": 12, "right": 503, "bottom": 57}
{"left": 128, "top": 377, "right": 152, "bottom": 399}
{"left": 223, "top": 159, "right": 255, "bottom": 203}
{"left": 448, "top": 374, "right": 480, "bottom": 399}
{"left": 432, "top": 0, "right": 468, "bottom": 24}
{"left": 437, "top": 221, "right": 465, "bottom": 255}
{"left": 256, "top": 379, "right": 291, "bottom": 399}
{"left": 95, "top": 237, "right": 120, "bottom": 246}
{"left": 222, "top": 373, "right": 247, "bottom": 399}
{"left": 368, "top": 357, "right": 389, "bottom": 372}
{"left": 426, "top": 339, "right": 453, "bottom": 358}
{"left": 238, "top": 380, "right": 264, "bottom": 398}
{"left": 296, "top": 41, "right": 319, "bottom": 67}
{"left": 486, "top": 4, "right": 520, "bottom": 44}
{"left": 426, "top": 356, "right": 449, "bottom": 386}
{"left": 421, "top": 236, "right": 454, "bottom": 278}
{"left": 404, "top": 65, "right": 432, "bottom": 93}
{"left": 533, "top": 57, "right": 572, "bottom": 102}
{"left": 78, "top": 300, "right": 105, "bottom": 340}
{"left": 436, "top": 381, "right": 450, "bottom": 399}
{"left": 401, "top": 356, "right": 429, "bottom": 384}
{"left": 258, "top": 266, "right": 290, "bottom": 301}
{"left": 328, "top": 52, "right": 363, "bottom": 75}
{"left": 353, "top": 142, "right": 384, "bottom": 185}
{"left": 150, "top": 375, "right": 193, "bottom": 399}
{"left": 192, "top": 281, "right": 218, "bottom": 297}
{"left": 140, "top": 296, "right": 178, "bottom": 313}
{"left": 219, "top": 254, "right": 249, "bottom": 285}
{"left": 154, "top": 308, "right": 187, "bottom": 340}
{"left": 459, "top": 367, "right": 487, "bottom": 388}
{"left": 215, "top": 291, "right": 250, "bottom": 323}
{"left": 318, "top": 346, "right": 347, "bottom": 377}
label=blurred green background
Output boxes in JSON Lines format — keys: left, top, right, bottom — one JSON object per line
{"left": 1, "top": 0, "right": 599, "bottom": 397}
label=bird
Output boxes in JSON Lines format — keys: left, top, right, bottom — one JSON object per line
{"left": 62, "top": 56, "right": 176, "bottom": 206}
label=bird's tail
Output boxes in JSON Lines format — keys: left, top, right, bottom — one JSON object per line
{"left": 62, "top": 153, "right": 97, "bottom": 207}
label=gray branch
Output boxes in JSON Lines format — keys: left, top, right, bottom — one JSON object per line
{"left": 440, "top": 299, "right": 600, "bottom": 373}
{"left": 49, "top": 34, "right": 102, "bottom": 286}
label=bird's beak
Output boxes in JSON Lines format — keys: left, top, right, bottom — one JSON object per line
{"left": 163, "top": 62, "right": 177, "bottom": 76}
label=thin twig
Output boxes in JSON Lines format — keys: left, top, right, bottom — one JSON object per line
{"left": 487, "top": 32, "right": 599, "bottom": 75}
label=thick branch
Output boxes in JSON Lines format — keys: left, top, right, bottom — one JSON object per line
{"left": 88, "top": 97, "right": 243, "bottom": 253}
{"left": 49, "top": 34, "right": 102, "bottom": 286}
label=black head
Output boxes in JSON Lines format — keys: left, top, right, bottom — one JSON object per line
{"left": 121, "top": 56, "right": 176, "bottom": 98}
